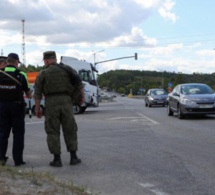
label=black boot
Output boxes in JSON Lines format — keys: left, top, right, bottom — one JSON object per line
{"left": 49, "top": 154, "right": 62, "bottom": 167}
{"left": 0, "top": 156, "right": 9, "bottom": 166}
{"left": 15, "top": 161, "right": 26, "bottom": 166}
{"left": 70, "top": 151, "right": 81, "bottom": 165}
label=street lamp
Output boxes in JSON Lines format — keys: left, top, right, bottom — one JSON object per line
{"left": 92, "top": 49, "right": 105, "bottom": 67}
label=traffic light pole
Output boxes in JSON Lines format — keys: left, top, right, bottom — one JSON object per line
{"left": 95, "top": 53, "right": 138, "bottom": 66}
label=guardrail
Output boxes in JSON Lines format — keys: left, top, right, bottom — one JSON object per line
{"left": 130, "top": 95, "right": 145, "bottom": 99}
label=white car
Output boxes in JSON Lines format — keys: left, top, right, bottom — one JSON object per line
{"left": 24, "top": 84, "right": 45, "bottom": 115}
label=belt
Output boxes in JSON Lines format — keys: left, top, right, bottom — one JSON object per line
{"left": 45, "top": 92, "right": 68, "bottom": 96}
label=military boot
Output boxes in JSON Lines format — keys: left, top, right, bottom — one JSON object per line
{"left": 49, "top": 154, "right": 62, "bottom": 167}
{"left": 70, "top": 151, "right": 81, "bottom": 165}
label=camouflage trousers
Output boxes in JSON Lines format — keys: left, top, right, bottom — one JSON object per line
{"left": 44, "top": 104, "right": 78, "bottom": 155}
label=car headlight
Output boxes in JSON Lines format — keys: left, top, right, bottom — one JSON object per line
{"left": 149, "top": 97, "right": 154, "bottom": 100}
{"left": 180, "top": 98, "right": 196, "bottom": 106}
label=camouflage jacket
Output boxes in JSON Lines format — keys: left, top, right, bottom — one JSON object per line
{"left": 34, "top": 62, "right": 82, "bottom": 107}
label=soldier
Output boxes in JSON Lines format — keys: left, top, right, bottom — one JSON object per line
{"left": 0, "top": 53, "right": 32, "bottom": 166}
{"left": 34, "top": 51, "right": 83, "bottom": 167}
{"left": 0, "top": 56, "right": 7, "bottom": 70}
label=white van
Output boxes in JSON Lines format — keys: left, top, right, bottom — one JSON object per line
{"left": 60, "top": 56, "right": 99, "bottom": 114}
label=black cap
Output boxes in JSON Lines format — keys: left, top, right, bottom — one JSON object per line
{"left": 43, "top": 51, "right": 56, "bottom": 60}
{"left": 7, "top": 53, "right": 21, "bottom": 63}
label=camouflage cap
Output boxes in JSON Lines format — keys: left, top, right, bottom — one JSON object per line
{"left": 43, "top": 51, "right": 56, "bottom": 60}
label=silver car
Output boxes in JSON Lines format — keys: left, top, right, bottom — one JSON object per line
{"left": 167, "top": 83, "right": 215, "bottom": 119}
{"left": 145, "top": 88, "right": 168, "bottom": 107}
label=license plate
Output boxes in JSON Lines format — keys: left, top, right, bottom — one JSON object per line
{"left": 157, "top": 101, "right": 164, "bottom": 103}
{"left": 199, "top": 104, "right": 213, "bottom": 108}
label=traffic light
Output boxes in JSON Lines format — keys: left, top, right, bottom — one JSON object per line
{"left": 134, "top": 53, "right": 138, "bottom": 60}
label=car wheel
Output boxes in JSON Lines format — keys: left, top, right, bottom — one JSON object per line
{"left": 149, "top": 103, "right": 151, "bottom": 107}
{"left": 73, "top": 105, "right": 86, "bottom": 114}
{"left": 73, "top": 105, "right": 82, "bottom": 114}
{"left": 145, "top": 101, "right": 148, "bottom": 107}
{"left": 80, "top": 106, "right": 87, "bottom": 113}
{"left": 167, "top": 104, "right": 173, "bottom": 116}
{"left": 177, "top": 105, "right": 185, "bottom": 119}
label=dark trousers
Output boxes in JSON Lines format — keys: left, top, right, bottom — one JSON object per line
{"left": 0, "top": 101, "right": 25, "bottom": 164}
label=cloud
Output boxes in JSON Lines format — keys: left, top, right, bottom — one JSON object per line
{"left": 133, "top": 0, "right": 161, "bottom": 8}
{"left": 3, "top": 0, "right": 212, "bottom": 76}
{"left": 150, "top": 43, "right": 183, "bottom": 55}
{"left": 158, "top": 0, "right": 177, "bottom": 23}
{"left": 196, "top": 49, "right": 215, "bottom": 57}
{"left": 96, "top": 27, "right": 157, "bottom": 48}
{"left": 0, "top": 0, "right": 162, "bottom": 45}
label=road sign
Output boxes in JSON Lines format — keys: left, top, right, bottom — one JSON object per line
{"left": 168, "top": 82, "right": 172, "bottom": 87}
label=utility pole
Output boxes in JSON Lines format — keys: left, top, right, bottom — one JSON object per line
{"left": 1, "top": 49, "right": 3, "bottom": 56}
{"left": 21, "top": 19, "right": 26, "bottom": 67}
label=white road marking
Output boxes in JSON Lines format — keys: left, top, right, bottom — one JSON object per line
{"left": 107, "top": 113, "right": 159, "bottom": 126}
{"left": 25, "top": 121, "right": 44, "bottom": 125}
{"left": 138, "top": 183, "right": 169, "bottom": 195}
{"left": 138, "top": 183, "right": 155, "bottom": 188}
{"left": 108, "top": 117, "right": 144, "bottom": 120}
{"left": 137, "top": 112, "right": 159, "bottom": 124}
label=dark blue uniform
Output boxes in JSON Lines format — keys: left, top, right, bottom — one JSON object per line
{"left": 0, "top": 65, "right": 30, "bottom": 166}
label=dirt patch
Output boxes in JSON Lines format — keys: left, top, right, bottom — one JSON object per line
{"left": 0, "top": 166, "right": 90, "bottom": 195}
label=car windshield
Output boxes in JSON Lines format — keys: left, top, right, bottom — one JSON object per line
{"left": 181, "top": 84, "right": 214, "bottom": 95}
{"left": 152, "top": 90, "right": 167, "bottom": 95}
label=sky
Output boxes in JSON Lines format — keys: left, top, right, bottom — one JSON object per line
{"left": 1, "top": 0, "right": 215, "bottom": 75}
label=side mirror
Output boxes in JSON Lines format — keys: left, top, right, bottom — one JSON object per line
{"left": 172, "top": 92, "right": 179, "bottom": 96}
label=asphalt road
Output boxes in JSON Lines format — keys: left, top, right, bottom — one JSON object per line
{"left": 6, "top": 96, "right": 215, "bottom": 195}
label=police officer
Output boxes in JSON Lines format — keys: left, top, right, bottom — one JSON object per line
{"left": 34, "top": 51, "right": 83, "bottom": 167}
{"left": 0, "top": 56, "right": 7, "bottom": 70}
{"left": 0, "top": 53, "right": 32, "bottom": 166}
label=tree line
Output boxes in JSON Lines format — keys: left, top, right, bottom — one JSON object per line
{"left": 20, "top": 66, "right": 215, "bottom": 95}
{"left": 19, "top": 64, "right": 44, "bottom": 72}
{"left": 97, "top": 70, "right": 215, "bottom": 95}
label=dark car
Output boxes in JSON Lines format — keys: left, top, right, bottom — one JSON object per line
{"left": 145, "top": 88, "right": 168, "bottom": 107}
{"left": 167, "top": 83, "right": 215, "bottom": 119}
